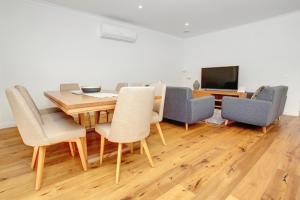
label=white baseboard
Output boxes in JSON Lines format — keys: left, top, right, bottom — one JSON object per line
{"left": 0, "top": 121, "right": 16, "bottom": 129}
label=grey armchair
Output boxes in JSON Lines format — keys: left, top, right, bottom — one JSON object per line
{"left": 163, "top": 86, "right": 215, "bottom": 130}
{"left": 222, "top": 86, "right": 288, "bottom": 133}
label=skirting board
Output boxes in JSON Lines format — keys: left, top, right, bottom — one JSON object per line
{"left": 0, "top": 121, "right": 16, "bottom": 129}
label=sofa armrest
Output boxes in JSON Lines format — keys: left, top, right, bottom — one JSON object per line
{"left": 187, "top": 96, "right": 215, "bottom": 123}
{"left": 221, "top": 97, "right": 273, "bottom": 126}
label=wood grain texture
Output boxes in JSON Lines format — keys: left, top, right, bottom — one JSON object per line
{"left": 44, "top": 91, "right": 117, "bottom": 115}
{"left": 0, "top": 116, "right": 299, "bottom": 199}
{"left": 44, "top": 90, "right": 161, "bottom": 115}
{"left": 192, "top": 89, "right": 247, "bottom": 98}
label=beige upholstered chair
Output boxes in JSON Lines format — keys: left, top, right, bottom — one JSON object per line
{"left": 6, "top": 87, "right": 87, "bottom": 190}
{"left": 15, "top": 85, "right": 67, "bottom": 121}
{"left": 130, "top": 83, "right": 144, "bottom": 86}
{"left": 150, "top": 81, "right": 167, "bottom": 145}
{"left": 95, "top": 87, "right": 155, "bottom": 184}
{"left": 96, "top": 82, "right": 129, "bottom": 124}
{"left": 15, "top": 85, "right": 78, "bottom": 158}
{"left": 60, "top": 83, "right": 92, "bottom": 156}
{"left": 94, "top": 82, "right": 128, "bottom": 124}
{"left": 115, "top": 82, "right": 128, "bottom": 92}
{"left": 60, "top": 83, "right": 80, "bottom": 91}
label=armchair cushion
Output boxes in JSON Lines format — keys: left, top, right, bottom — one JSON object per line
{"left": 222, "top": 97, "right": 273, "bottom": 127}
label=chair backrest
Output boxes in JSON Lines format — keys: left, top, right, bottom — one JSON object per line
{"left": 6, "top": 87, "right": 48, "bottom": 147}
{"left": 115, "top": 82, "right": 128, "bottom": 92}
{"left": 163, "top": 86, "right": 192, "bottom": 122}
{"left": 269, "top": 86, "right": 285, "bottom": 122}
{"left": 256, "top": 86, "right": 288, "bottom": 123}
{"left": 276, "top": 86, "right": 288, "bottom": 117}
{"left": 129, "top": 83, "right": 144, "bottom": 87}
{"left": 151, "top": 81, "right": 167, "bottom": 122}
{"left": 109, "top": 87, "right": 154, "bottom": 143}
{"left": 14, "top": 85, "right": 43, "bottom": 124}
{"left": 60, "top": 83, "right": 80, "bottom": 91}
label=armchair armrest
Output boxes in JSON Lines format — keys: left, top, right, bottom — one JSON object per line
{"left": 187, "top": 96, "right": 215, "bottom": 123}
{"left": 222, "top": 97, "right": 273, "bottom": 126}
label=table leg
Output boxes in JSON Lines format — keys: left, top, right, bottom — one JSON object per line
{"left": 94, "top": 111, "right": 99, "bottom": 124}
{"left": 79, "top": 113, "right": 86, "bottom": 127}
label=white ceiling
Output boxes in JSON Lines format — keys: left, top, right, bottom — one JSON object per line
{"left": 43, "top": 0, "right": 300, "bottom": 38}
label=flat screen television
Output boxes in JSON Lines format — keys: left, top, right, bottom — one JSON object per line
{"left": 201, "top": 66, "right": 239, "bottom": 90}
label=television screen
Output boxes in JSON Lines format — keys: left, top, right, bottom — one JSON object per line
{"left": 201, "top": 66, "right": 239, "bottom": 90}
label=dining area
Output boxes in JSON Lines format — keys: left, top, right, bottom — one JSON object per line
{"left": 5, "top": 82, "right": 167, "bottom": 190}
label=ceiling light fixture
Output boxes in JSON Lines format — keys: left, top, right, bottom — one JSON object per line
{"left": 185, "top": 22, "right": 190, "bottom": 26}
{"left": 138, "top": 4, "right": 143, "bottom": 9}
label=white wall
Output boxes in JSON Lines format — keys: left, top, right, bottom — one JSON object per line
{"left": 1, "top": 1, "right": 300, "bottom": 129}
{"left": 183, "top": 11, "right": 300, "bottom": 116}
{"left": 0, "top": 0, "right": 183, "bottom": 128}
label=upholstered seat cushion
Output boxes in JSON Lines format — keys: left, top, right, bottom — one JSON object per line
{"left": 95, "top": 122, "right": 148, "bottom": 143}
{"left": 151, "top": 111, "right": 159, "bottom": 124}
{"left": 41, "top": 112, "right": 71, "bottom": 122}
{"left": 95, "top": 123, "right": 120, "bottom": 142}
{"left": 96, "top": 112, "right": 159, "bottom": 141}
{"left": 43, "top": 114, "right": 85, "bottom": 144}
{"left": 95, "top": 123, "right": 111, "bottom": 138}
{"left": 95, "top": 87, "right": 154, "bottom": 143}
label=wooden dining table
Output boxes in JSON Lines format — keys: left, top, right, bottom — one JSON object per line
{"left": 44, "top": 90, "right": 118, "bottom": 125}
{"left": 44, "top": 90, "right": 161, "bottom": 164}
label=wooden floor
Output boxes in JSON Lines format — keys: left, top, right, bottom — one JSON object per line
{"left": 0, "top": 116, "right": 300, "bottom": 200}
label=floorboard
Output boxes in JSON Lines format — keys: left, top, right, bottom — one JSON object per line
{"left": 0, "top": 116, "right": 299, "bottom": 200}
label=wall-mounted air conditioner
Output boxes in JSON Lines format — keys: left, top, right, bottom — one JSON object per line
{"left": 101, "top": 24, "right": 137, "bottom": 43}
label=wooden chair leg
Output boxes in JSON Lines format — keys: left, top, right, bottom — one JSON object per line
{"left": 82, "top": 137, "right": 88, "bottom": 158}
{"left": 141, "top": 139, "right": 154, "bottom": 167}
{"left": 185, "top": 123, "right": 189, "bottom": 131}
{"left": 75, "top": 138, "right": 88, "bottom": 171}
{"left": 100, "top": 135, "right": 105, "bottom": 165}
{"left": 225, "top": 120, "right": 229, "bottom": 126}
{"left": 140, "top": 141, "right": 143, "bottom": 154}
{"left": 156, "top": 123, "right": 166, "bottom": 146}
{"left": 116, "top": 143, "right": 122, "bottom": 184}
{"left": 262, "top": 126, "right": 267, "bottom": 134}
{"left": 31, "top": 146, "right": 39, "bottom": 170}
{"left": 35, "top": 146, "right": 46, "bottom": 190}
{"left": 68, "top": 142, "right": 75, "bottom": 157}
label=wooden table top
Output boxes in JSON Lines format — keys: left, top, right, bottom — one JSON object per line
{"left": 44, "top": 90, "right": 161, "bottom": 115}
{"left": 44, "top": 91, "right": 117, "bottom": 115}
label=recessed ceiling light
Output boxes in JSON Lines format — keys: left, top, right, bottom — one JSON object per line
{"left": 185, "top": 22, "right": 190, "bottom": 26}
{"left": 138, "top": 4, "right": 143, "bottom": 9}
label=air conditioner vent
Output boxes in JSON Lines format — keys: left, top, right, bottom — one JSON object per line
{"left": 101, "top": 24, "right": 137, "bottom": 43}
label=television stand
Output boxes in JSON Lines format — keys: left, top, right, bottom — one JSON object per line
{"left": 192, "top": 89, "right": 247, "bottom": 109}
